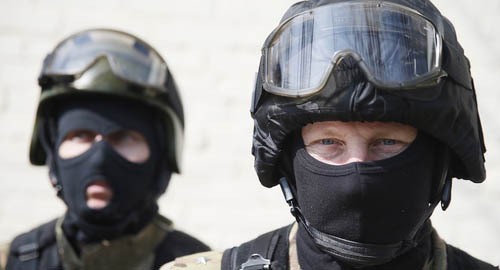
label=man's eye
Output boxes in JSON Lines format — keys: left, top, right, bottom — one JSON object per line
{"left": 305, "top": 138, "right": 344, "bottom": 164}
{"left": 320, "top": 138, "right": 336, "bottom": 145}
{"left": 381, "top": 139, "right": 396, "bottom": 145}
{"left": 370, "top": 139, "right": 409, "bottom": 158}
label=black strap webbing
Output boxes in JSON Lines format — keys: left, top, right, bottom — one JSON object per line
{"left": 7, "top": 219, "right": 60, "bottom": 270}
{"left": 16, "top": 232, "right": 38, "bottom": 269}
{"left": 221, "top": 224, "right": 293, "bottom": 270}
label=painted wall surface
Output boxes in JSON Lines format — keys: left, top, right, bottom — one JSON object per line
{"left": 0, "top": 0, "right": 498, "bottom": 265}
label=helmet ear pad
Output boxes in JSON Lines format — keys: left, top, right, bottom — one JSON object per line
{"left": 150, "top": 113, "right": 173, "bottom": 198}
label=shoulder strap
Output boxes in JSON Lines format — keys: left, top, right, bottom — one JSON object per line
{"left": 14, "top": 230, "right": 38, "bottom": 269}
{"left": 221, "top": 224, "right": 293, "bottom": 270}
{"left": 7, "top": 219, "right": 59, "bottom": 270}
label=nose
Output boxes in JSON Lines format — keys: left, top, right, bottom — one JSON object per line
{"left": 95, "top": 134, "right": 104, "bottom": 142}
{"left": 87, "top": 141, "right": 109, "bottom": 169}
{"left": 345, "top": 144, "right": 370, "bottom": 163}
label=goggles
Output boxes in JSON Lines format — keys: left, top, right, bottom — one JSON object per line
{"left": 39, "top": 29, "right": 167, "bottom": 90}
{"left": 261, "top": 1, "right": 447, "bottom": 97}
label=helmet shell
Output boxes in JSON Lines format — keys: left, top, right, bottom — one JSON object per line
{"left": 30, "top": 28, "right": 184, "bottom": 173}
{"left": 251, "top": 0, "right": 486, "bottom": 187}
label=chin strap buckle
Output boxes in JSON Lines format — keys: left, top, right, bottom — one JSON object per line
{"left": 441, "top": 176, "right": 452, "bottom": 210}
{"left": 279, "top": 177, "right": 299, "bottom": 218}
{"left": 240, "top": 254, "right": 271, "bottom": 270}
{"left": 279, "top": 177, "right": 309, "bottom": 227}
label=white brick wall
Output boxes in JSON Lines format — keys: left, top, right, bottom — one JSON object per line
{"left": 0, "top": 0, "right": 499, "bottom": 265}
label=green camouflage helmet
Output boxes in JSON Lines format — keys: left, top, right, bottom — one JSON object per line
{"left": 30, "top": 28, "right": 184, "bottom": 173}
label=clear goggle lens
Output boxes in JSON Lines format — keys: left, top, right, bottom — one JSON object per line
{"left": 41, "top": 29, "right": 167, "bottom": 89}
{"left": 263, "top": 1, "right": 444, "bottom": 97}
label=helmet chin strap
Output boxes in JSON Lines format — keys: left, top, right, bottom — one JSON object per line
{"left": 441, "top": 176, "right": 452, "bottom": 210}
{"left": 279, "top": 176, "right": 446, "bottom": 267}
{"left": 432, "top": 143, "right": 453, "bottom": 211}
{"left": 37, "top": 116, "right": 64, "bottom": 198}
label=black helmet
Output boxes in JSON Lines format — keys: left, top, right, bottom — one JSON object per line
{"left": 30, "top": 28, "right": 184, "bottom": 173}
{"left": 251, "top": 0, "right": 486, "bottom": 188}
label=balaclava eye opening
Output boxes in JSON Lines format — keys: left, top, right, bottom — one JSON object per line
{"left": 288, "top": 129, "right": 442, "bottom": 268}
{"left": 42, "top": 97, "right": 171, "bottom": 244}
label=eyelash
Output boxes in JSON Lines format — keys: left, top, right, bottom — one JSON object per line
{"left": 315, "top": 138, "right": 400, "bottom": 147}
{"left": 320, "top": 138, "right": 339, "bottom": 145}
{"left": 379, "top": 139, "right": 396, "bottom": 146}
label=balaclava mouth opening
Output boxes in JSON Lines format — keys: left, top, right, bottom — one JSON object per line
{"left": 290, "top": 130, "right": 440, "bottom": 268}
{"left": 43, "top": 97, "right": 171, "bottom": 245}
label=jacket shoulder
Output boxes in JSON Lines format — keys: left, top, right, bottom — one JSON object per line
{"left": 446, "top": 244, "right": 499, "bottom": 270}
{"left": 6, "top": 219, "right": 59, "bottom": 269}
{"left": 160, "top": 251, "right": 222, "bottom": 270}
{"left": 160, "top": 229, "right": 210, "bottom": 255}
{"left": 8, "top": 219, "right": 58, "bottom": 253}
{"left": 153, "top": 215, "right": 211, "bottom": 268}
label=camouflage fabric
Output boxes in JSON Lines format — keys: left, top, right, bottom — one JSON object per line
{"left": 287, "top": 223, "right": 300, "bottom": 270}
{"left": 161, "top": 223, "right": 452, "bottom": 270}
{"left": 161, "top": 251, "right": 222, "bottom": 270}
{"left": 5, "top": 213, "right": 211, "bottom": 269}
{"left": 57, "top": 214, "right": 172, "bottom": 270}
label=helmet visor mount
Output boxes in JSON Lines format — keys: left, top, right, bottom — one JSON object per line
{"left": 40, "top": 29, "right": 167, "bottom": 91}
{"left": 262, "top": 1, "right": 446, "bottom": 98}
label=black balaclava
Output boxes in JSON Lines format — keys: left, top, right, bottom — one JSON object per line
{"left": 292, "top": 131, "right": 439, "bottom": 269}
{"left": 49, "top": 98, "right": 170, "bottom": 244}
